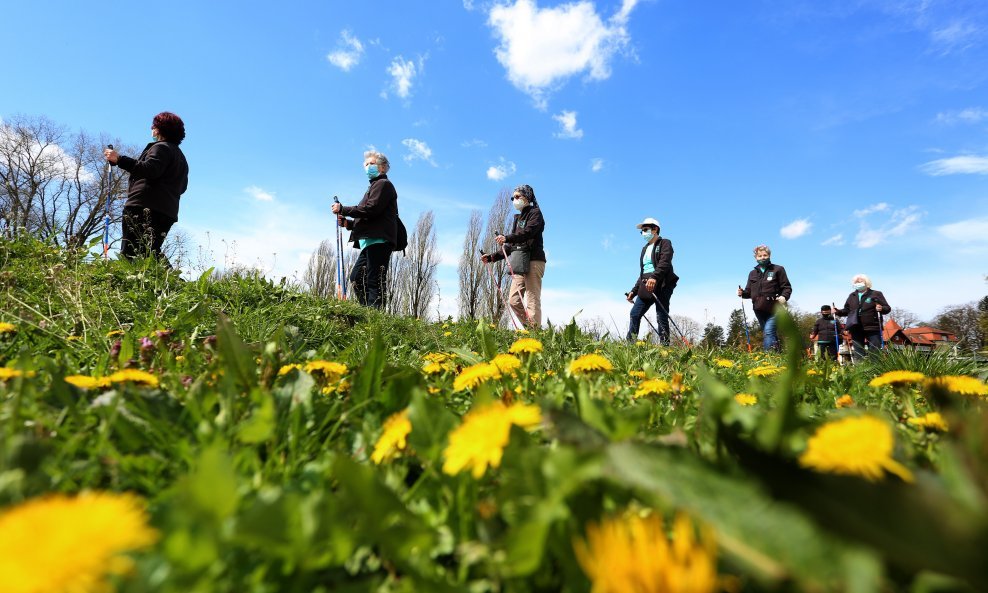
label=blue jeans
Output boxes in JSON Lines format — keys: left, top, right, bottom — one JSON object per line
{"left": 754, "top": 309, "right": 779, "bottom": 351}
{"left": 627, "top": 285, "right": 673, "bottom": 344}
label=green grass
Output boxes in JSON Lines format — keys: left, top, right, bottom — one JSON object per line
{"left": 2, "top": 234, "right": 988, "bottom": 593}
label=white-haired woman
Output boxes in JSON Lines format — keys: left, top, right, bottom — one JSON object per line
{"left": 331, "top": 150, "right": 399, "bottom": 309}
{"left": 834, "top": 274, "right": 891, "bottom": 361}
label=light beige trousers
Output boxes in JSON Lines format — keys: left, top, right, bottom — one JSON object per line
{"left": 508, "top": 260, "right": 545, "bottom": 328}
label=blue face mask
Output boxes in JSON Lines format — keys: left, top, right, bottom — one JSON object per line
{"left": 365, "top": 164, "right": 379, "bottom": 179}
{"left": 757, "top": 258, "right": 770, "bottom": 266}
{"left": 854, "top": 282, "right": 866, "bottom": 291}
{"left": 642, "top": 231, "right": 654, "bottom": 243}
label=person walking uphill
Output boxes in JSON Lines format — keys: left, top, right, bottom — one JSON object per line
{"left": 625, "top": 217, "right": 678, "bottom": 344}
{"left": 481, "top": 184, "right": 546, "bottom": 328}
{"left": 104, "top": 112, "right": 189, "bottom": 261}
{"left": 331, "top": 150, "right": 399, "bottom": 309}
{"left": 834, "top": 273, "right": 891, "bottom": 362}
{"left": 737, "top": 244, "right": 792, "bottom": 351}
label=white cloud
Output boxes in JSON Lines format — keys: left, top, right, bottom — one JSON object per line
{"left": 387, "top": 56, "right": 419, "bottom": 99}
{"left": 601, "top": 233, "right": 614, "bottom": 251}
{"left": 920, "top": 155, "right": 988, "bottom": 176}
{"left": 853, "top": 202, "right": 889, "bottom": 217}
{"left": 326, "top": 30, "right": 364, "bottom": 71}
{"left": 461, "top": 139, "right": 488, "bottom": 148}
{"left": 937, "top": 217, "right": 988, "bottom": 243}
{"left": 245, "top": 185, "right": 275, "bottom": 202}
{"left": 930, "top": 20, "right": 983, "bottom": 54}
{"left": 401, "top": 138, "right": 437, "bottom": 166}
{"left": 591, "top": 158, "right": 604, "bottom": 172}
{"left": 779, "top": 218, "right": 812, "bottom": 239}
{"left": 935, "top": 107, "right": 988, "bottom": 124}
{"left": 552, "top": 110, "right": 584, "bottom": 139}
{"left": 854, "top": 206, "right": 922, "bottom": 248}
{"left": 821, "top": 233, "right": 844, "bottom": 247}
{"left": 487, "top": 0, "right": 639, "bottom": 107}
{"left": 486, "top": 158, "right": 517, "bottom": 181}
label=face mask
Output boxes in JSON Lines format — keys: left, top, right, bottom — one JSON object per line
{"left": 365, "top": 164, "right": 379, "bottom": 179}
{"left": 642, "top": 231, "right": 654, "bottom": 242}
{"left": 756, "top": 257, "right": 770, "bottom": 265}
{"left": 853, "top": 282, "right": 866, "bottom": 291}
{"left": 822, "top": 314, "right": 832, "bottom": 319}
{"left": 512, "top": 198, "right": 526, "bottom": 211}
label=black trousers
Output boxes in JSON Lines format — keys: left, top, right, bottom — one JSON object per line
{"left": 349, "top": 242, "right": 392, "bottom": 309}
{"left": 121, "top": 206, "right": 175, "bottom": 260}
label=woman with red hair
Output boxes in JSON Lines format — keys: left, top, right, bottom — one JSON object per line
{"left": 104, "top": 112, "right": 189, "bottom": 261}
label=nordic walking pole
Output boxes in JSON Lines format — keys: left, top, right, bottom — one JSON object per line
{"left": 738, "top": 286, "right": 752, "bottom": 352}
{"left": 831, "top": 302, "right": 840, "bottom": 360}
{"left": 103, "top": 144, "right": 114, "bottom": 260}
{"left": 497, "top": 233, "right": 533, "bottom": 327}
{"left": 333, "top": 196, "right": 347, "bottom": 299}
{"left": 879, "top": 310, "right": 885, "bottom": 350}
{"left": 652, "top": 296, "right": 687, "bottom": 346}
{"left": 482, "top": 251, "right": 520, "bottom": 330}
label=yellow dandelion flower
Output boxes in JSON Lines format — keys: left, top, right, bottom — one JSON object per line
{"left": 734, "top": 393, "right": 758, "bottom": 406}
{"left": 628, "top": 370, "right": 647, "bottom": 380}
{"left": 443, "top": 331, "right": 453, "bottom": 337}
{"left": 423, "top": 352, "right": 453, "bottom": 363}
{"left": 106, "top": 369, "right": 159, "bottom": 388}
{"left": 304, "top": 360, "right": 348, "bottom": 380}
{"left": 422, "top": 361, "right": 445, "bottom": 375}
{"left": 747, "top": 366, "right": 783, "bottom": 377}
{"left": 508, "top": 338, "right": 543, "bottom": 355}
{"left": 574, "top": 512, "right": 719, "bottom": 593}
{"left": 64, "top": 375, "right": 111, "bottom": 390}
{"left": 925, "top": 375, "right": 988, "bottom": 397}
{"left": 277, "top": 363, "right": 303, "bottom": 376}
{"left": 337, "top": 378, "right": 351, "bottom": 393}
{"left": 427, "top": 386, "right": 440, "bottom": 395}
{"left": 835, "top": 394, "right": 854, "bottom": 408}
{"left": 907, "top": 412, "right": 949, "bottom": 432}
{"left": 635, "top": 378, "right": 672, "bottom": 398}
{"left": 453, "top": 362, "right": 501, "bottom": 391}
{"left": 105, "top": 329, "right": 124, "bottom": 338}
{"left": 442, "top": 401, "right": 541, "bottom": 478}
{"left": 490, "top": 353, "right": 522, "bottom": 374}
{"left": 371, "top": 410, "right": 413, "bottom": 464}
{"left": 799, "top": 416, "right": 913, "bottom": 482}
{"left": 0, "top": 492, "right": 157, "bottom": 593}
{"left": 714, "top": 358, "right": 735, "bottom": 368}
{"left": 546, "top": 369, "right": 556, "bottom": 376}
{"left": 806, "top": 369, "right": 820, "bottom": 376}
{"left": 0, "top": 368, "right": 25, "bottom": 381}
{"left": 869, "top": 370, "right": 926, "bottom": 388}
{"left": 0, "top": 322, "right": 17, "bottom": 334}
{"left": 569, "top": 353, "right": 614, "bottom": 376}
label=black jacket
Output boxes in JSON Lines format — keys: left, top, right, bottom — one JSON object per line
{"left": 811, "top": 316, "right": 844, "bottom": 343}
{"left": 628, "top": 237, "right": 679, "bottom": 298}
{"left": 117, "top": 141, "right": 189, "bottom": 221}
{"left": 741, "top": 263, "right": 792, "bottom": 313}
{"left": 341, "top": 174, "right": 399, "bottom": 248}
{"left": 835, "top": 289, "right": 891, "bottom": 332}
{"left": 490, "top": 203, "right": 546, "bottom": 263}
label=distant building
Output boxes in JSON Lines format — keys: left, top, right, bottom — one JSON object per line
{"left": 883, "top": 319, "right": 960, "bottom": 353}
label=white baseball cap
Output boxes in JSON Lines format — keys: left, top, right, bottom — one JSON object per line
{"left": 635, "top": 217, "right": 660, "bottom": 229}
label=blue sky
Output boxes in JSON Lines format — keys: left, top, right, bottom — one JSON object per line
{"left": 3, "top": 0, "right": 987, "bottom": 333}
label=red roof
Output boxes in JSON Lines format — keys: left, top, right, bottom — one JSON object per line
{"left": 902, "top": 326, "right": 959, "bottom": 345}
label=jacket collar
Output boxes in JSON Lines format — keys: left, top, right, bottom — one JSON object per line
{"left": 368, "top": 173, "right": 389, "bottom": 184}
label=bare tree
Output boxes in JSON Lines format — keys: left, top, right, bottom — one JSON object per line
{"left": 0, "top": 114, "right": 127, "bottom": 248}
{"left": 403, "top": 211, "right": 440, "bottom": 319}
{"left": 933, "top": 302, "right": 986, "bottom": 355}
{"left": 384, "top": 250, "right": 411, "bottom": 316}
{"left": 480, "top": 189, "right": 513, "bottom": 326}
{"left": 671, "top": 314, "right": 701, "bottom": 344}
{"left": 889, "top": 308, "right": 921, "bottom": 329}
{"left": 303, "top": 239, "right": 337, "bottom": 299}
{"left": 457, "top": 210, "right": 485, "bottom": 320}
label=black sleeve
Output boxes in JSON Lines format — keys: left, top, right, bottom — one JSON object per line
{"left": 873, "top": 291, "right": 892, "bottom": 315}
{"left": 116, "top": 143, "right": 172, "bottom": 180}
{"left": 341, "top": 180, "right": 395, "bottom": 219}
{"left": 649, "top": 239, "right": 674, "bottom": 282}
{"left": 504, "top": 207, "right": 545, "bottom": 244}
{"left": 740, "top": 271, "right": 753, "bottom": 299}
{"left": 834, "top": 294, "right": 853, "bottom": 317}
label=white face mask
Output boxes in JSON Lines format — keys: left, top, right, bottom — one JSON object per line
{"left": 512, "top": 198, "right": 527, "bottom": 211}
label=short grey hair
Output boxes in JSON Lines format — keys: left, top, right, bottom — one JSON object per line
{"left": 363, "top": 150, "right": 390, "bottom": 171}
{"left": 753, "top": 244, "right": 771, "bottom": 256}
{"left": 513, "top": 184, "right": 535, "bottom": 203}
{"left": 852, "top": 273, "right": 872, "bottom": 288}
